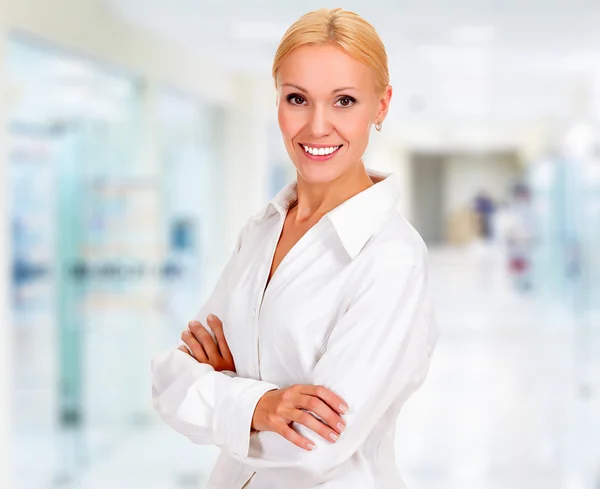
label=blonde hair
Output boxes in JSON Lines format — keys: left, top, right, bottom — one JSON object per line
{"left": 272, "top": 8, "right": 389, "bottom": 95}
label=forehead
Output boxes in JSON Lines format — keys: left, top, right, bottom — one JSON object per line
{"left": 278, "top": 44, "right": 375, "bottom": 94}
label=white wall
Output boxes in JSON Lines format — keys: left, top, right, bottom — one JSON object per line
{"left": 0, "top": 1, "right": 13, "bottom": 486}
{"left": 444, "top": 152, "right": 520, "bottom": 218}
{"left": 5, "top": 0, "right": 232, "bottom": 104}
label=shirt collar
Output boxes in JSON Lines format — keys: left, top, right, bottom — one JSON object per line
{"left": 327, "top": 170, "right": 402, "bottom": 259}
{"left": 261, "top": 169, "right": 402, "bottom": 259}
{"left": 261, "top": 180, "right": 299, "bottom": 220}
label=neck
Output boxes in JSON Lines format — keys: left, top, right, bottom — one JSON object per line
{"left": 292, "top": 162, "right": 374, "bottom": 224}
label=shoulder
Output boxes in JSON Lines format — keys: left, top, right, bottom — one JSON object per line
{"left": 358, "top": 210, "right": 429, "bottom": 274}
{"left": 338, "top": 210, "right": 432, "bottom": 315}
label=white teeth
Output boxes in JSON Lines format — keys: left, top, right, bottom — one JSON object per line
{"left": 302, "top": 145, "right": 341, "bottom": 156}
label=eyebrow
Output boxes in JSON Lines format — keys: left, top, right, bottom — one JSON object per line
{"left": 281, "top": 83, "right": 357, "bottom": 94}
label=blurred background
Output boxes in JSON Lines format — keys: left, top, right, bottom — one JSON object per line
{"left": 0, "top": 1, "right": 599, "bottom": 488}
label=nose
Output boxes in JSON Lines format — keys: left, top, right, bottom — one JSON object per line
{"left": 309, "top": 104, "right": 332, "bottom": 138}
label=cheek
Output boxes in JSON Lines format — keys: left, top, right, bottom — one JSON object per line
{"left": 336, "top": 109, "right": 372, "bottom": 146}
{"left": 278, "top": 106, "right": 302, "bottom": 143}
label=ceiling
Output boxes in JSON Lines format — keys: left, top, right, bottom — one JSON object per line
{"left": 103, "top": 0, "right": 600, "bottom": 125}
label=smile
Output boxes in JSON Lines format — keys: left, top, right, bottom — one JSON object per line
{"left": 300, "top": 144, "right": 343, "bottom": 160}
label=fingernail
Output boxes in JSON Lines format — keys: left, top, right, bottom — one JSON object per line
{"left": 329, "top": 433, "right": 339, "bottom": 442}
{"left": 307, "top": 443, "right": 316, "bottom": 450}
{"left": 188, "top": 320, "right": 195, "bottom": 328}
{"left": 208, "top": 314, "right": 216, "bottom": 321}
{"left": 337, "top": 422, "right": 345, "bottom": 432}
{"left": 182, "top": 330, "right": 189, "bottom": 335}
{"left": 339, "top": 404, "right": 348, "bottom": 414}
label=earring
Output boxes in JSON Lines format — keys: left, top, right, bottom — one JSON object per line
{"left": 375, "top": 120, "right": 382, "bottom": 132}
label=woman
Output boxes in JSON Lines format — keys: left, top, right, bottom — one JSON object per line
{"left": 151, "top": 8, "right": 439, "bottom": 489}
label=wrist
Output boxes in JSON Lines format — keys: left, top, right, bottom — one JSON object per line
{"left": 250, "top": 389, "right": 274, "bottom": 433}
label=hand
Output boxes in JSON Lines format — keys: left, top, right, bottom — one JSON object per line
{"left": 178, "top": 315, "right": 236, "bottom": 373}
{"left": 252, "top": 384, "right": 348, "bottom": 451}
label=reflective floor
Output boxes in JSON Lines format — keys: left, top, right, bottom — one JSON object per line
{"left": 13, "top": 245, "right": 600, "bottom": 489}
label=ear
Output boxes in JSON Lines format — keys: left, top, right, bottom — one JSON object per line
{"left": 375, "top": 85, "right": 392, "bottom": 124}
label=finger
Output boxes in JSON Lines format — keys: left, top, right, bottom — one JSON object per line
{"left": 290, "top": 408, "right": 341, "bottom": 443}
{"left": 181, "top": 330, "right": 208, "bottom": 362}
{"left": 207, "top": 315, "right": 233, "bottom": 361}
{"left": 177, "top": 345, "right": 192, "bottom": 356}
{"left": 300, "top": 385, "right": 348, "bottom": 416}
{"left": 278, "top": 424, "right": 316, "bottom": 452}
{"left": 189, "top": 321, "right": 220, "bottom": 360}
{"left": 296, "top": 393, "right": 346, "bottom": 436}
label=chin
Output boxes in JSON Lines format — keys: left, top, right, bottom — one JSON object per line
{"left": 294, "top": 161, "right": 348, "bottom": 185}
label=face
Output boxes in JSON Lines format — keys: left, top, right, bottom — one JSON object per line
{"left": 276, "top": 43, "right": 392, "bottom": 184}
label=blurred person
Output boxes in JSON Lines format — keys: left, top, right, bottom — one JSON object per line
{"left": 497, "top": 183, "right": 535, "bottom": 292}
{"left": 473, "top": 189, "right": 496, "bottom": 240}
{"left": 488, "top": 199, "right": 513, "bottom": 291}
{"left": 151, "top": 8, "right": 438, "bottom": 489}
{"left": 506, "top": 183, "right": 535, "bottom": 291}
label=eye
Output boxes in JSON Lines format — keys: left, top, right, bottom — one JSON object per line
{"left": 335, "top": 96, "right": 356, "bottom": 108}
{"left": 286, "top": 93, "right": 306, "bottom": 106}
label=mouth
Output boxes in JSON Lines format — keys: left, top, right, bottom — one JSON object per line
{"left": 299, "top": 143, "right": 343, "bottom": 161}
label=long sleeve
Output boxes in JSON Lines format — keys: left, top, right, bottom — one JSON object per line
{"left": 228, "top": 245, "right": 439, "bottom": 486}
{"left": 150, "top": 222, "right": 280, "bottom": 458}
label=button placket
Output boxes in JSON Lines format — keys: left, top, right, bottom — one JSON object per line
{"left": 253, "top": 215, "right": 286, "bottom": 379}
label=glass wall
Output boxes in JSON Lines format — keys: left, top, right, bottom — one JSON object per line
{"left": 528, "top": 136, "right": 600, "bottom": 324}
{"left": 7, "top": 36, "right": 225, "bottom": 489}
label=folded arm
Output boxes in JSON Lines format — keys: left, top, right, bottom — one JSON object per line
{"left": 151, "top": 348, "right": 279, "bottom": 456}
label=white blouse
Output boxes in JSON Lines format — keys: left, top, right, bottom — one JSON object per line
{"left": 151, "top": 170, "right": 439, "bottom": 489}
